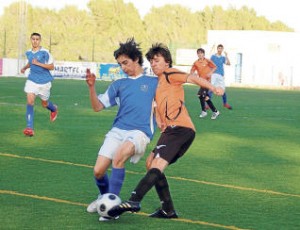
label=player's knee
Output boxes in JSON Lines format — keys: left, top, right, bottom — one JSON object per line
{"left": 199, "top": 92, "right": 207, "bottom": 99}
{"left": 112, "top": 157, "right": 126, "bottom": 168}
{"left": 41, "top": 100, "right": 48, "bottom": 108}
{"left": 93, "top": 168, "right": 106, "bottom": 179}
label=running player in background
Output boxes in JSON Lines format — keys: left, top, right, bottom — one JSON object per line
{"left": 210, "top": 44, "right": 233, "bottom": 110}
{"left": 190, "top": 48, "right": 220, "bottom": 119}
{"left": 85, "top": 38, "right": 158, "bottom": 221}
{"left": 108, "top": 43, "right": 223, "bottom": 219}
{"left": 21, "top": 32, "right": 57, "bottom": 137}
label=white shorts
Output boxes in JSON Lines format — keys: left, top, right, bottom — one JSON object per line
{"left": 211, "top": 73, "right": 225, "bottom": 91}
{"left": 24, "top": 80, "right": 52, "bottom": 101}
{"left": 98, "top": 127, "right": 150, "bottom": 164}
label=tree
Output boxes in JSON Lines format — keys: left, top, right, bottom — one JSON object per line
{"left": 88, "top": 0, "right": 146, "bottom": 62}
{"left": 0, "top": 1, "right": 293, "bottom": 62}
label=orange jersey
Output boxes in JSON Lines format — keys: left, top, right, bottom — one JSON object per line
{"left": 191, "top": 58, "right": 216, "bottom": 80}
{"left": 155, "top": 68, "right": 195, "bottom": 131}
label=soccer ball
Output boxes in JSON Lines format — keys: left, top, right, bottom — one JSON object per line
{"left": 96, "top": 193, "right": 122, "bottom": 218}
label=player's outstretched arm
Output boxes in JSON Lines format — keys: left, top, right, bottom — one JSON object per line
{"left": 187, "top": 73, "right": 224, "bottom": 96}
{"left": 86, "top": 68, "right": 104, "bottom": 112}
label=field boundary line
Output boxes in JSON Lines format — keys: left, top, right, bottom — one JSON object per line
{"left": 169, "top": 176, "right": 300, "bottom": 198}
{"left": 0, "top": 189, "right": 248, "bottom": 230}
{"left": 1, "top": 152, "right": 299, "bottom": 199}
{"left": 0, "top": 152, "right": 93, "bottom": 169}
{"left": 0, "top": 189, "right": 87, "bottom": 207}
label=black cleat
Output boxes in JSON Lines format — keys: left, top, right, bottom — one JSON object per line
{"left": 108, "top": 200, "right": 141, "bottom": 217}
{"left": 149, "top": 209, "right": 178, "bottom": 219}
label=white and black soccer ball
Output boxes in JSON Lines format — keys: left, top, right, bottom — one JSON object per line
{"left": 96, "top": 193, "right": 122, "bottom": 218}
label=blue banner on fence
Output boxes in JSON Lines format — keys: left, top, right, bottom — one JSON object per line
{"left": 99, "top": 64, "right": 127, "bottom": 80}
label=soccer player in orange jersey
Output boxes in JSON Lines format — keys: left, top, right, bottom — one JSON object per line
{"left": 191, "top": 48, "right": 220, "bottom": 119}
{"left": 109, "top": 43, "right": 223, "bottom": 219}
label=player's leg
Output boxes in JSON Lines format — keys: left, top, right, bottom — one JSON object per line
{"left": 87, "top": 130, "right": 120, "bottom": 213}
{"left": 39, "top": 82, "right": 58, "bottom": 121}
{"left": 205, "top": 93, "right": 220, "bottom": 119}
{"left": 222, "top": 92, "right": 232, "bottom": 109}
{"left": 110, "top": 130, "right": 149, "bottom": 195}
{"left": 214, "top": 75, "right": 232, "bottom": 110}
{"left": 149, "top": 173, "right": 178, "bottom": 218}
{"left": 149, "top": 127, "right": 195, "bottom": 218}
{"left": 87, "top": 155, "right": 111, "bottom": 213}
{"left": 23, "top": 80, "right": 36, "bottom": 136}
{"left": 207, "top": 74, "right": 218, "bottom": 109}
{"left": 198, "top": 88, "right": 207, "bottom": 118}
{"left": 94, "top": 156, "right": 111, "bottom": 195}
{"left": 110, "top": 142, "right": 133, "bottom": 196}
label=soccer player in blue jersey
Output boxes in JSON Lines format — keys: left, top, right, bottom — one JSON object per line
{"left": 210, "top": 44, "right": 232, "bottom": 110}
{"left": 21, "top": 32, "right": 57, "bottom": 137}
{"left": 85, "top": 38, "right": 158, "bottom": 221}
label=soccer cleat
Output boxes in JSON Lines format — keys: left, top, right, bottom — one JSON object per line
{"left": 50, "top": 105, "right": 58, "bottom": 122}
{"left": 199, "top": 111, "right": 207, "bottom": 118}
{"left": 23, "top": 127, "right": 34, "bottom": 137}
{"left": 107, "top": 200, "right": 141, "bottom": 217}
{"left": 223, "top": 103, "right": 232, "bottom": 110}
{"left": 211, "top": 111, "right": 220, "bottom": 120}
{"left": 87, "top": 199, "right": 98, "bottom": 213}
{"left": 149, "top": 209, "right": 178, "bottom": 219}
{"left": 99, "top": 216, "right": 119, "bottom": 222}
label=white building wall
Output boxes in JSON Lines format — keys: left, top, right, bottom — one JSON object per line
{"left": 206, "top": 30, "right": 300, "bottom": 87}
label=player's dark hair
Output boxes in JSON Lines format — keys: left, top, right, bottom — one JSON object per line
{"left": 114, "top": 37, "right": 143, "bottom": 66}
{"left": 217, "top": 44, "right": 223, "bottom": 48}
{"left": 197, "top": 48, "right": 205, "bottom": 54}
{"left": 31, "top": 32, "right": 41, "bottom": 38}
{"left": 146, "top": 43, "right": 173, "bottom": 67}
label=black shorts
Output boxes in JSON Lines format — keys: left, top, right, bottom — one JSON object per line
{"left": 197, "top": 88, "right": 209, "bottom": 98}
{"left": 153, "top": 126, "right": 195, "bottom": 165}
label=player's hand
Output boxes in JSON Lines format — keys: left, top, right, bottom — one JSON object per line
{"left": 205, "top": 74, "right": 211, "bottom": 81}
{"left": 32, "top": 59, "right": 39, "bottom": 65}
{"left": 86, "top": 68, "right": 96, "bottom": 86}
{"left": 214, "top": 87, "right": 224, "bottom": 96}
{"left": 159, "top": 123, "right": 167, "bottom": 133}
{"left": 21, "top": 68, "right": 26, "bottom": 74}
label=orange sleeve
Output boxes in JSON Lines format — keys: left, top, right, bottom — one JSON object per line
{"left": 190, "top": 64, "right": 196, "bottom": 73}
{"left": 208, "top": 59, "right": 216, "bottom": 68}
{"left": 165, "top": 69, "right": 189, "bottom": 84}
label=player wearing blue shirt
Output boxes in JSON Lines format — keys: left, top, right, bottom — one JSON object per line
{"left": 210, "top": 44, "right": 233, "bottom": 110}
{"left": 21, "top": 33, "right": 58, "bottom": 137}
{"left": 85, "top": 38, "right": 158, "bottom": 221}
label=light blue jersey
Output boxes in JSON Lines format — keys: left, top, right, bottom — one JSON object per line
{"left": 210, "top": 55, "right": 226, "bottom": 76}
{"left": 25, "top": 47, "right": 54, "bottom": 84}
{"left": 99, "top": 75, "right": 158, "bottom": 140}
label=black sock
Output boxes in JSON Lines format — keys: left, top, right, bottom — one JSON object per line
{"left": 129, "top": 168, "right": 161, "bottom": 202}
{"left": 155, "top": 173, "right": 174, "bottom": 214}
{"left": 200, "top": 97, "right": 206, "bottom": 111}
{"left": 206, "top": 100, "right": 217, "bottom": 112}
